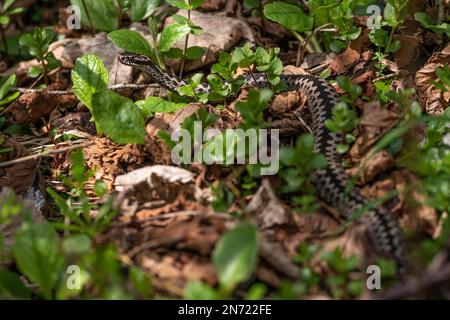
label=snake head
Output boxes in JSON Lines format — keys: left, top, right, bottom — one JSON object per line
{"left": 118, "top": 51, "right": 155, "bottom": 68}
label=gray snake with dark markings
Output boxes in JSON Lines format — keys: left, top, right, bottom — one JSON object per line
{"left": 118, "top": 51, "right": 406, "bottom": 267}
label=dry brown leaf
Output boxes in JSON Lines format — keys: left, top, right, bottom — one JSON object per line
{"left": 415, "top": 44, "right": 450, "bottom": 115}
{"left": 0, "top": 137, "right": 38, "bottom": 194}
{"left": 392, "top": 170, "right": 438, "bottom": 236}
{"left": 329, "top": 46, "right": 360, "bottom": 75}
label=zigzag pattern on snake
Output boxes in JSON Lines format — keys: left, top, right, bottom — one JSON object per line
{"left": 118, "top": 51, "right": 406, "bottom": 264}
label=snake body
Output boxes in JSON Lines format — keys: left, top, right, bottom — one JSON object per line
{"left": 118, "top": 51, "right": 405, "bottom": 264}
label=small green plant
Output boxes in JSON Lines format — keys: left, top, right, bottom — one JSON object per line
{"left": 47, "top": 149, "right": 117, "bottom": 237}
{"left": 320, "top": 248, "right": 363, "bottom": 299}
{"left": 109, "top": 0, "right": 206, "bottom": 74}
{"left": 0, "top": 0, "right": 24, "bottom": 56}
{"left": 325, "top": 102, "right": 359, "bottom": 154}
{"left": 279, "top": 134, "right": 327, "bottom": 213}
{"left": 325, "top": 0, "right": 362, "bottom": 51}
{"left": 166, "top": 0, "right": 206, "bottom": 76}
{"left": 414, "top": 12, "right": 450, "bottom": 37}
{"left": 19, "top": 27, "right": 61, "bottom": 84}
{"left": 368, "top": 0, "right": 408, "bottom": 75}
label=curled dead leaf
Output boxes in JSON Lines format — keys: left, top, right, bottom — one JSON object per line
{"left": 415, "top": 44, "right": 450, "bottom": 115}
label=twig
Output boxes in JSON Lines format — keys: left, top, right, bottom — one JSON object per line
{"left": 296, "top": 24, "right": 331, "bottom": 67}
{"left": 12, "top": 83, "right": 162, "bottom": 95}
{"left": 0, "top": 141, "right": 94, "bottom": 168}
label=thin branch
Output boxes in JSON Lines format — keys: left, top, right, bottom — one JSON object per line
{"left": 0, "top": 141, "right": 94, "bottom": 168}
{"left": 12, "top": 83, "right": 162, "bottom": 95}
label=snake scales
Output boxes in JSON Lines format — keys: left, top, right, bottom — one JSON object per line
{"left": 118, "top": 51, "right": 405, "bottom": 266}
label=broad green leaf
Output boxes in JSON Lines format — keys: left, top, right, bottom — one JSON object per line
{"left": 71, "top": 54, "right": 109, "bottom": 110}
{"left": 186, "top": 46, "right": 205, "bottom": 60}
{"left": 128, "top": 0, "right": 160, "bottom": 22}
{"left": 12, "top": 222, "right": 64, "bottom": 299}
{"left": 91, "top": 90, "right": 146, "bottom": 144}
{"left": 263, "top": 2, "right": 313, "bottom": 32}
{"left": 212, "top": 222, "right": 258, "bottom": 290}
{"left": 108, "top": 29, "right": 153, "bottom": 56}
{"left": 164, "top": 47, "right": 184, "bottom": 59}
{"left": 137, "top": 96, "right": 187, "bottom": 116}
{"left": 70, "top": 0, "right": 118, "bottom": 32}
{"left": 159, "top": 23, "right": 191, "bottom": 52}
{"left": 0, "top": 269, "right": 32, "bottom": 299}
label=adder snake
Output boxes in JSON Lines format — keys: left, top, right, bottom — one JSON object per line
{"left": 118, "top": 51, "right": 405, "bottom": 266}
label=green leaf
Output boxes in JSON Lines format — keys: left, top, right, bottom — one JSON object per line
{"left": 12, "top": 222, "right": 64, "bottom": 299}
{"left": 0, "top": 91, "right": 20, "bottom": 107}
{"left": 166, "top": 0, "right": 190, "bottom": 9}
{"left": 368, "top": 28, "right": 389, "bottom": 48}
{"left": 245, "top": 283, "right": 268, "bottom": 300}
{"left": 70, "top": 0, "right": 118, "bottom": 32}
{"left": 159, "top": 23, "right": 191, "bottom": 52}
{"left": 137, "top": 96, "right": 187, "bottom": 116}
{"left": 0, "top": 75, "right": 16, "bottom": 100}
{"left": 415, "top": 12, "right": 450, "bottom": 36}
{"left": 71, "top": 54, "right": 109, "bottom": 111}
{"left": 166, "top": 0, "right": 204, "bottom": 10}
{"left": 190, "top": 0, "right": 205, "bottom": 9}
{"left": 263, "top": 1, "right": 313, "bottom": 32}
{"left": 128, "top": 0, "right": 160, "bottom": 22}
{"left": 45, "top": 52, "right": 62, "bottom": 70}
{"left": 108, "top": 30, "right": 154, "bottom": 57}
{"left": 0, "top": 15, "right": 10, "bottom": 25}
{"left": 386, "top": 39, "right": 401, "bottom": 53}
{"left": 93, "top": 180, "right": 108, "bottom": 197}
{"left": 0, "top": 269, "right": 32, "bottom": 299}
{"left": 185, "top": 281, "right": 218, "bottom": 299}
{"left": 62, "top": 234, "right": 91, "bottom": 254}
{"left": 212, "top": 222, "right": 258, "bottom": 290}
{"left": 164, "top": 47, "right": 184, "bottom": 59}
{"left": 91, "top": 90, "right": 146, "bottom": 144}
{"left": 28, "top": 66, "right": 42, "bottom": 78}
{"left": 3, "top": 0, "right": 16, "bottom": 12}
{"left": 329, "top": 39, "right": 346, "bottom": 53}
{"left": 185, "top": 46, "right": 205, "bottom": 60}
{"left": 129, "top": 266, "right": 152, "bottom": 297}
